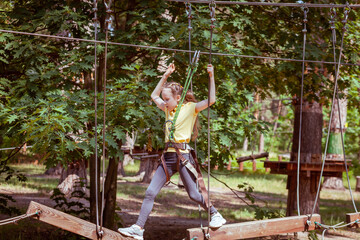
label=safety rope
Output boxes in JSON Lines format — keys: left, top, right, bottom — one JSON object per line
{"left": 0, "top": 211, "right": 40, "bottom": 226}
{"left": 168, "top": 51, "right": 200, "bottom": 140}
{"left": 332, "top": 6, "right": 358, "bottom": 215}
{"left": 185, "top": 1, "right": 193, "bottom": 91}
{"left": 308, "top": 6, "right": 358, "bottom": 224}
{"left": 205, "top": 1, "right": 216, "bottom": 239}
{"left": 314, "top": 219, "right": 359, "bottom": 240}
{"left": 296, "top": 4, "right": 308, "bottom": 217}
{"left": 92, "top": 0, "right": 101, "bottom": 238}
{"left": 99, "top": 0, "right": 113, "bottom": 236}
{"left": 185, "top": 0, "right": 204, "bottom": 230}
{"left": 2, "top": 29, "right": 360, "bottom": 67}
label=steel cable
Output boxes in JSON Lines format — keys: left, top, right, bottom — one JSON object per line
{"left": 1, "top": 29, "right": 359, "bottom": 67}
{"left": 296, "top": 5, "right": 308, "bottom": 217}
{"left": 92, "top": 0, "right": 101, "bottom": 238}
{"left": 308, "top": 6, "right": 357, "bottom": 223}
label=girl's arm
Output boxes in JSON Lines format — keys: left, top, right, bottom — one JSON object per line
{"left": 195, "top": 64, "right": 216, "bottom": 113}
{"left": 151, "top": 63, "right": 176, "bottom": 111}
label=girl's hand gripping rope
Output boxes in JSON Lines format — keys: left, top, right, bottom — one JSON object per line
{"left": 165, "top": 63, "right": 176, "bottom": 77}
{"left": 207, "top": 64, "right": 214, "bottom": 78}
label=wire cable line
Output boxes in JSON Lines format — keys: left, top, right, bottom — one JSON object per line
{"left": 1, "top": 29, "right": 359, "bottom": 67}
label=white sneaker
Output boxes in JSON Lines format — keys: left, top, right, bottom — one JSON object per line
{"left": 209, "top": 212, "right": 226, "bottom": 228}
{"left": 118, "top": 224, "right": 144, "bottom": 240}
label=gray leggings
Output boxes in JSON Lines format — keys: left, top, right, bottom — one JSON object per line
{"left": 136, "top": 152, "right": 217, "bottom": 228}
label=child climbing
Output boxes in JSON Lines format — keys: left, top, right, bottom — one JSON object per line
{"left": 118, "top": 63, "right": 226, "bottom": 240}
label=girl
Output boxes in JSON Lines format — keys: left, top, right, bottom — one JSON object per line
{"left": 118, "top": 63, "right": 226, "bottom": 240}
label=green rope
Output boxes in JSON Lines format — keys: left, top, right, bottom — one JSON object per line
{"left": 169, "top": 51, "right": 200, "bottom": 140}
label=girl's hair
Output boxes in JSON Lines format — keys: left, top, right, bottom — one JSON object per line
{"left": 163, "top": 81, "right": 200, "bottom": 140}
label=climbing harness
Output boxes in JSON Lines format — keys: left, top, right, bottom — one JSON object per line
{"left": 158, "top": 142, "right": 212, "bottom": 208}
{"left": 168, "top": 50, "right": 200, "bottom": 140}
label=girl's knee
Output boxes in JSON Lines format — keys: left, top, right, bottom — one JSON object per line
{"left": 188, "top": 191, "right": 202, "bottom": 203}
{"left": 145, "top": 188, "right": 158, "bottom": 200}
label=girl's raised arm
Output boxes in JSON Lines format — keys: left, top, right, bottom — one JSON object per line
{"left": 151, "top": 63, "right": 176, "bottom": 111}
{"left": 195, "top": 64, "right": 216, "bottom": 113}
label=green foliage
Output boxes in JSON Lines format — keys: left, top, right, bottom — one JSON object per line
{"left": 1, "top": 0, "right": 360, "bottom": 229}
{"left": 0, "top": 193, "right": 20, "bottom": 216}
{"left": 238, "top": 182, "right": 285, "bottom": 220}
{"left": 308, "top": 230, "right": 320, "bottom": 240}
{"left": 50, "top": 181, "right": 90, "bottom": 220}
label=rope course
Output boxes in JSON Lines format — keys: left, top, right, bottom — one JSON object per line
{"left": 1, "top": 29, "right": 360, "bottom": 67}
{"left": 304, "top": 6, "right": 359, "bottom": 238}
{"left": 2, "top": 1, "right": 360, "bottom": 239}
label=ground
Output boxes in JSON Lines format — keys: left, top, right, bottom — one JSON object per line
{"left": 1, "top": 179, "right": 359, "bottom": 240}
{"left": 1, "top": 162, "right": 360, "bottom": 240}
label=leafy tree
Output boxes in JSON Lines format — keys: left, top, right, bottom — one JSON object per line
{"left": 1, "top": 0, "right": 360, "bottom": 230}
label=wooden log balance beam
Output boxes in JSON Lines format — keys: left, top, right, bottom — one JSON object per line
{"left": 237, "top": 152, "right": 269, "bottom": 163}
{"left": 26, "top": 201, "right": 132, "bottom": 240}
{"left": 346, "top": 213, "right": 360, "bottom": 228}
{"left": 187, "top": 214, "right": 321, "bottom": 240}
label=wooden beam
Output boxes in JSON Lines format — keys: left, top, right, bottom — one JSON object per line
{"left": 27, "top": 201, "right": 131, "bottom": 240}
{"left": 237, "top": 152, "right": 269, "bottom": 163}
{"left": 187, "top": 214, "right": 321, "bottom": 240}
{"left": 346, "top": 213, "right": 360, "bottom": 228}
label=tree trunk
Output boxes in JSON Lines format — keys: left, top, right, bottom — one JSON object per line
{"left": 323, "top": 92, "right": 347, "bottom": 190}
{"left": 117, "top": 158, "right": 126, "bottom": 176}
{"left": 287, "top": 101, "right": 322, "bottom": 216}
{"left": 243, "top": 138, "right": 248, "bottom": 151}
{"left": 103, "top": 152, "right": 121, "bottom": 229}
{"left": 142, "top": 158, "right": 159, "bottom": 183}
{"left": 57, "top": 160, "right": 87, "bottom": 196}
{"left": 89, "top": 154, "right": 101, "bottom": 224}
{"left": 45, "top": 163, "right": 63, "bottom": 175}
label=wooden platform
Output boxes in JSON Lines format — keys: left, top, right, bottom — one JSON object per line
{"left": 346, "top": 213, "right": 360, "bottom": 228}
{"left": 27, "top": 201, "right": 131, "bottom": 240}
{"left": 187, "top": 214, "right": 321, "bottom": 240}
{"left": 263, "top": 160, "right": 351, "bottom": 177}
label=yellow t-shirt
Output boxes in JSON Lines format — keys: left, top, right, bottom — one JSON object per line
{"left": 165, "top": 102, "right": 198, "bottom": 152}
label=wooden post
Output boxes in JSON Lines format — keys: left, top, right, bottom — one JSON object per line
{"left": 346, "top": 213, "right": 360, "bottom": 228}
{"left": 26, "top": 201, "right": 131, "bottom": 240}
{"left": 187, "top": 214, "right": 321, "bottom": 240}
{"left": 252, "top": 159, "right": 256, "bottom": 172}
{"left": 239, "top": 162, "right": 243, "bottom": 172}
{"left": 227, "top": 158, "right": 232, "bottom": 171}
{"left": 356, "top": 176, "right": 360, "bottom": 192}
{"left": 265, "top": 157, "right": 270, "bottom": 173}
